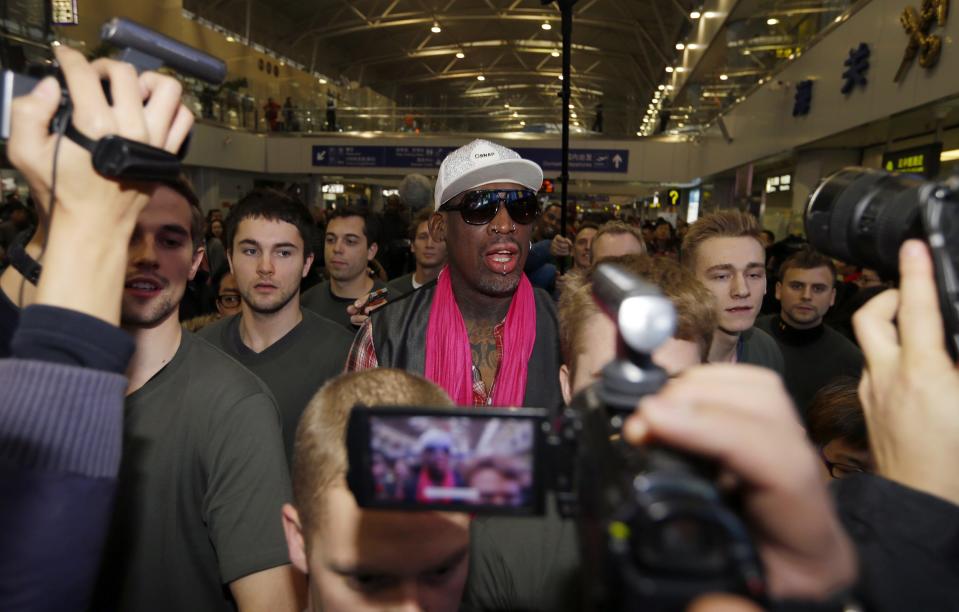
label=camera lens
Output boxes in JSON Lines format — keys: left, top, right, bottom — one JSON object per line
{"left": 805, "top": 168, "right": 926, "bottom": 276}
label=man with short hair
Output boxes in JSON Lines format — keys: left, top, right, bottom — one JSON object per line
{"left": 346, "top": 139, "right": 563, "bottom": 412}
{"left": 388, "top": 208, "right": 447, "bottom": 297}
{"left": 756, "top": 248, "right": 863, "bottom": 416}
{"left": 282, "top": 368, "right": 470, "bottom": 612}
{"left": 301, "top": 206, "right": 386, "bottom": 330}
{"left": 464, "top": 253, "right": 718, "bottom": 611}
{"left": 681, "top": 210, "right": 784, "bottom": 374}
{"left": 533, "top": 202, "right": 561, "bottom": 242}
{"left": 590, "top": 220, "right": 646, "bottom": 263}
{"left": 94, "top": 183, "right": 299, "bottom": 611}
{"left": 200, "top": 189, "right": 354, "bottom": 462}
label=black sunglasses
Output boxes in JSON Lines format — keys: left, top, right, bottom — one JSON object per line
{"left": 440, "top": 189, "right": 540, "bottom": 226}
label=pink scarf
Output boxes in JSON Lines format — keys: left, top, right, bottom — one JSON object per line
{"left": 424, "top": 267, "right": 536, "bottom": 407}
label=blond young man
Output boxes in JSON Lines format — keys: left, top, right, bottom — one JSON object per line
{"left": 558, "top": 254, "right": 718, "bottom": 401}
{"left": 589, "top": 221, "right": 647, "bottom": 264}
{"left": 680, "top": 210, "right": 784, "bottom": 374}
{"left": 282, "top": 369, "right": 470, "bottom": 612}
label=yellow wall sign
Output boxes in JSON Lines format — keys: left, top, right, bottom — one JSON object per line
{"left": 881, "top": 143, "right": 943, "bottom": 178}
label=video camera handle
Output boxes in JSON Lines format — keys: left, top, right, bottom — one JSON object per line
{"left": 592, "top": 263, "right": 676, "bottom": 411}
{"left": 1, "top": 18, "right": 226, "bottom": 183}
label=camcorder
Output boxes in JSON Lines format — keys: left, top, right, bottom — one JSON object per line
{"left": 347, "top": 263, "right": 766, "bottom": 611}
{"left": 0, "top": 17, "right": 226, "bottom": 182}
{"left": 805, "top": 167, "right": 959, "bottom": 358}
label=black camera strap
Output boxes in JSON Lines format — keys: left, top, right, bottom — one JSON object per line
{"left": 7, "top": 243, "right": 41, "bottom": 286}
{"left": 65, "top": 122, "right": 182, "bottom": 183}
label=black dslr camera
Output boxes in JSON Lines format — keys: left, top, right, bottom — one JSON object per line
{"left": 1, "top": 17, "right": 226, "bottom": 182}
{"left": 347, "top": 264, "right": 766, "bottom": 611}
{"left": 805, "top": 167, "right": 959, "bottom": 357}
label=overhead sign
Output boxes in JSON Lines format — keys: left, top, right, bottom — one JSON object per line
{"left": 666, "top": 189, "right": 681, "bottom": 206}
{"left": 765, "top": 174, "right": 792, "bottom": 193}
{"left": 51, "top": 0, "right": 79, "bottom": 25}
{"left": 311, "top": 145, "right": 629, "bottom": 173}
{"left": 882, "top": 143, "right": 943, "bottom": 178}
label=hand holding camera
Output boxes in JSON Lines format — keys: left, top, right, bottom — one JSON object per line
{"left": 6, "top": 45, "right": 194, "bottom": 325}
{"left": 624, "top": 365, "right": 858, "bottom": 601}
{"left": 8, "top": 45, "right": 193, "bottom": 228}
{"left": 854, "top": 240, "right": 959, "bottom": 507}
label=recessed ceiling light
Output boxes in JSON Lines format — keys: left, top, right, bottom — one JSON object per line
{"left": 637, "top": 131, "right": 643, "bottom": 136}
{"left": 226, "top": 35, "right": 235, "bottom": 42}
{"left": 551, "top": 50, "right": 560, "bottom": 57}
{"left": 520, "top": 121, "right": 526, "bottom": 126}
{"left": 666, "top": 84, "right": 674, "bottom": 90}
{"left": 676, "top": 43, "right": 685, "bottom": 50}
{"left": 703, "top": 11, "right": 719, "bottom": 18}
{"left": 431, "top": 23, "right": 442, "bottom": 33}
{"left": 571, "top": 112, "right": 577, "bottom": 118}
{"left": 690, "top": 10, "right": 701, "bottom": 19}
{"left": 766, "top": 18, "right": 779, "bottom": 25}
{"left": 568, "top": 104, "right": 574, "bottom": 109}
{"left": 477, "top": 75, "right": 486, "bottom": 81}
{"left": 558, "top": 74, "right": 563, "bottom": 80}
{"left": 512, "top": 111, "right": 519, "bottom": 117}
{"left": 541, "top": 21, "right": 552, "bottom": 30}
{"left": 658, "top": 84, "right": 665, "bottom": 90}
{"left": 675, "top": 66, "right": 686, "bottom": 73}
{"left": 456, "top": 51, "right": 465, "bottom": 59}
{"left": 319, "top": 78, "right": 327, "bottom": 84}
{"left": 665, "top": 66, "right": 674, "bottom": 73}
{"left": 719, "top": 74, "right": 728, "bottom": 80}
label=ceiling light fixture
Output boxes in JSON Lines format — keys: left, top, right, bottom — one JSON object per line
{"left": 666, "top": 84, "right": 674, "bottom": 90}
{"left": 690, "top": 10, "right": 701, "bottom": 19}
{"left": 541, "top": 21, "right": 552, "bottom": 30}
{"left": 558, "top": 74, "right": 564, "bottom": 80}
{"left": 675, "top": 66, "right": 686, "bottom": 73}
{"left": 431, "top": 23, "right": 442, "bottom": 33}
{"left": 658, "top": 84, "right": 665, "bottom": 90}
{"left": 676, "top": 43, "right": 685, "bottom": 50}
{"left": 703, "top": 11, "right": 719, "bottom": 18}
{"left": 456, "top": 51, "right": 465, "bottom": 59}
{"left": 551, "top": 50, "right": 560, "bottom": 57}
{"left": 513, "top": 111, "right": 519, "bottom": 117}
{"left": 665, "top": 66, "right": 674, "bottom": 73}
{"left": 520, "top": 120, "right": 526, "bottom": 126}
{"left": 719, "top": 74, "right": 728, "bottom": 80}
{"left": 766, "top": 17, "right": 779, "bottom": 25}
{"left": 477, "top": 74, "right": 486, "bottom": 81}
{"left": 319, "top": 78, "right": 327, "bottom": 84}
{"left": 226, "top": 35, "right": 235, "bottom": 42}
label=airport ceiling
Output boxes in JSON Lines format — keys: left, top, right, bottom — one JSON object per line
{"left": 185, "top": 0, "right": 697, "bottom": 135}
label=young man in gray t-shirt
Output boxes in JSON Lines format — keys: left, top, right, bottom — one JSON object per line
{"left": 92, "top": 183, "right": 299, "bottom": 612}
{"left": 200, "top": 189, "right": 354, "bottom": 463}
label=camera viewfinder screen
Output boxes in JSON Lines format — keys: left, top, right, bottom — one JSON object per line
{"left": 367, "top": 414, "right": 536, "bottom": 509}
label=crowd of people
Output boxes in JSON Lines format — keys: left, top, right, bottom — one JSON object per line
{"left": 2, "top": 47, "right": 959, "bottom": 612}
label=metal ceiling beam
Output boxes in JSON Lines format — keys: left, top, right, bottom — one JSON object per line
{"left": 292, "top": 10, "right": 658, "bottom": 46}
{"left": 339, "top": 39, "right": 636, "bottom": 69}
{"left": 375, "top": 69, "right": 610, "bottom": 85}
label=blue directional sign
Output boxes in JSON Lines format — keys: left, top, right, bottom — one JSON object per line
{"left": 312, "top": 145, "right": 629, "bottom": 173}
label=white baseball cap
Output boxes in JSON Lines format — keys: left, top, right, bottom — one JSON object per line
{"left": 434, "top": 139, "right": 544, "bottom": 211}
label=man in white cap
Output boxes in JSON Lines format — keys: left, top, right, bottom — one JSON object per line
{"left": 346, "top": 139, "right": 563, "bottom": 411}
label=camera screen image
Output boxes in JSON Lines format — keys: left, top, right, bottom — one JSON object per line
{"left": 367, "top": 414, "right": 536, "bottom": 509}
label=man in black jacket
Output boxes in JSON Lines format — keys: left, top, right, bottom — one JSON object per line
{"left": 347, "top": 139, "right": 563, "bottom": 411}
